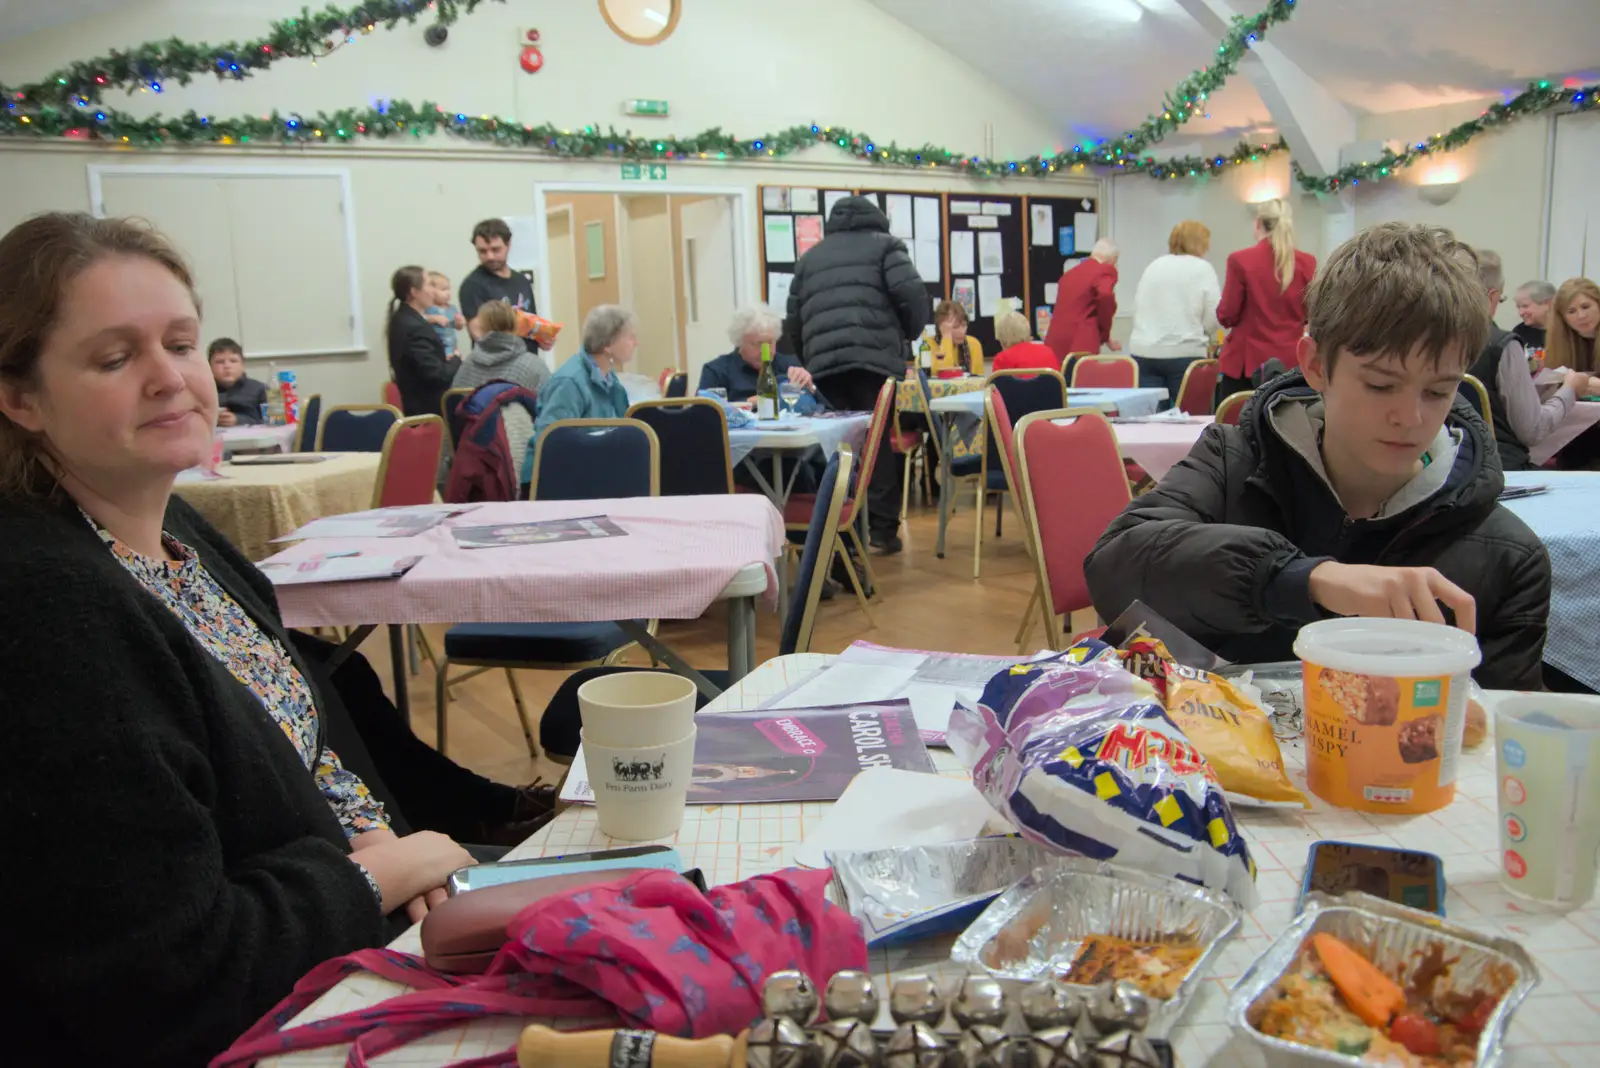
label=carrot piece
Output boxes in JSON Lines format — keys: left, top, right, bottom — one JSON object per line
{"left": 1311, "top": 933, "right": 1407, "bottom": 1027}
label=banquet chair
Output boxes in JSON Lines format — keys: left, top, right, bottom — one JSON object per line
{"left": 1014, "top": 408, "right": 1133, "bottom": 650}
{"left": 966, "top": 368, "right": 1068, "bottom": 578}
{"left": 894, "top": 370, "right": 937, "bottom": 526}
{"left": 1460, "top": 374, "right": 1494, "bottom": 435}
{"left": 778, "top": 379, "right": 893, "bottom": 627}
{"left": 433, "top": 418, "right": 662, "bottom": 758}
{"left": 625, "top": 398, "right": 735, "bottom": 496}
{"left": 371, "top": 416, "right": 445, "bottom": 509}
{"left": 382, "top": 381, "right": 403, "bottom": 410}
{"left": 1215, "top": 390, "right": 1253, "bottom": 427}
{"left": 316, "top": 403, "right": 402, "bottom": 452}
{"left": 1176, "top": 359, "right": 1221, "bottom": 416}
{"left": 533, "top": 447, "right": 856, "bottom": 759}
{"left": 442, "top": 387, "right": 475, "bottom": 453}
{"left": 294, "top": 393, "right": 323, "bottom": 452}
{"left": 663, "top": 373, "right": 689, "bottom": 399}
{"left": 656, "top": 367, "right": 677, "bottom": 396}
{"left": 1070, "top": 354, "right": 1139, "bottom": 389}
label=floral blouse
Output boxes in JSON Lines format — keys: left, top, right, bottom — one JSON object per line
{"left": 87, "top": 514, "right": 390, "bottom": 841}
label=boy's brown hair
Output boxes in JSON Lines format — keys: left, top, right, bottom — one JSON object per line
{"left": 1306, "top": 222, "right": 1489, "bottom": 374}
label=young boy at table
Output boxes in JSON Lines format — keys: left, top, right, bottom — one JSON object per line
{"left": 208, "top": 337, "right": 268, "bottom": 427}
{"left": 1085, "top": 222, "right": 1551, "bottom": 691}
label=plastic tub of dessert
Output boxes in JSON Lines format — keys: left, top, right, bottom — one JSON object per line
{"left": 951, "top": 857, "right": 1240, "bottom": 1037}
{"left": 1228, "top": 891, "right": 1538, "bottom": 1067}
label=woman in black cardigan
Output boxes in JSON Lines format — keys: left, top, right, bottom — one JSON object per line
{"left": 0, "top": 214, "right": 477, "bottom": 1067}
{"left": 387, "top": 264, "right": 460, "bottom": 417}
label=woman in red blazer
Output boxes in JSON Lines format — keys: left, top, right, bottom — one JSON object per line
{"left": 1216, "top": 199, "right": 1316, "bottom": 401}
{"left": 1044, "top": 241, "right": 1120, "bottom": 361}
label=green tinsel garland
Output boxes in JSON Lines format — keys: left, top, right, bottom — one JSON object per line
{"left": 1295, "top": 79, "right": 1599, "bottom": 193}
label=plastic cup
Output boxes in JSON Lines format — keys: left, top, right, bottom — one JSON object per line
{"left": 580, "top": 727, "right": 696, "bottom": 841}
{"left": 1294, "top": 618, "right": 1481, "bottom": 814}
{"left": 577, "top": 671, "right": 698, "bottom": 748}
{"left": 1495, "top": 693, "right": 1600, "bottom": 910}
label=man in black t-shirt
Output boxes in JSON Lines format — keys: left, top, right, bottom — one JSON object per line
{"left": 459, "top": 218, "right": 553, "bottom": 355}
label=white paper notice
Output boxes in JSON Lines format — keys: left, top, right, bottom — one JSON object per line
{"left": 762, "top": 186, "right": 789, "bottom": 212}
{"left": 1074, "top": 212, "right": 1099, "bottom": 253}
{"left": 949, "top": 231, "right": 975, "bottom": 275}
{"left": 1044, "top": 282, "right": 1059, "bottom": 303}
{"left": 503, "top": 215, "right": 543, "bottom": 271}
{"left": 1030, "top": 204, "right": 1054, "bottom": 247}
{"left": 885, "top": 194, "right": 915, "bottom": 240}
{"left": 764, "top": 215, "right": 796, "bottom": 263}
{"left": 982, "top": 202, "right": 1013, "bottom": 217}
{"left": 978, "top": 275, "right": 1003, "bottom": 317}
{"left": 767, "top": 271, "right": 794, "bottom": 311}
{"left": 967, "top": 215, "right": 999, "bottom": 230}
{"left": 950, "top": 200, "right": 981, "bottom": 215}
{"left": 977, "top": 231, "right": 1004, "bottom": 275}
{"left": 789, "top": 187, "right": 819, "bottom": 213}
{"left": 913, "top": 197, "right": 941, "bottom": 240}
{"left": 824, "top": 189, "right": 850, "bottom": 219}
{"left": 914, "top": 238, "right": 941, "bottom": 283}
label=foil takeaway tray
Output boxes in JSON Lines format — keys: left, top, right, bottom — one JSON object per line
{"left": 1227, "top": 891, "right": 1539, "bottom": 1068}
{"left": 951, "top": 857, "right": 1241, "bottom": 1037}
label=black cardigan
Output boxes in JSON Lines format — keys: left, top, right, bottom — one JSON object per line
{"left": 217, "top": 375, "right": 269, "bottom": 425}
{"left": 0, "top": 491, "right": 386, "bottom": 1067}
{"left": 387, "top": 304, "right": 461, "bottom": 418}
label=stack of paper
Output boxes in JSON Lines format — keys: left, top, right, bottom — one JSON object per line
{"left": 258, "top": 553, "right": 421, "bottom": 586}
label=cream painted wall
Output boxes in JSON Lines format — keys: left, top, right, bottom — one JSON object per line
{"left": 0, "top": 0, "right": 1095, "bottom": 406}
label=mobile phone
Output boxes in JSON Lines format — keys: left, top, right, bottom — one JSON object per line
{"left": 1300, "top": 840, "right": 1446, "bottom": 915}
{"left": 447, "top": 844, "right": 682, "bottom": 895}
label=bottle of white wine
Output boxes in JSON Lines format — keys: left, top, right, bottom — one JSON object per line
{"left": 755, "top": 342, "right": 779, "bottom": 420}
{"left": 918, "top": 327, "right": 934, "bottom": 373}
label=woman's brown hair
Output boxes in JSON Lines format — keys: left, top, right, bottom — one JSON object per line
{"left": 933, "top": 299, "right": 968, "bottom": 339}
{"left": 1168, "top": 220, "right": 1211, "bottom": 257}
{"left": 475, "top": 300, "right": 520, "bottom": 336}
{"left": 0, "top": 212, "right": 198, "bottom": 499}
{"left": 1548, "top": 277, "right": 1600, "bottom": 375}
{"left": 387, "top": 265, "right": 427, "bottom": 327}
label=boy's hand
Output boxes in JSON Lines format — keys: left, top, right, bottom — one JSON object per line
{"left": 216, "top": 410, "right": 238, "bottom": 427}
{"left": 1308, "top": 562, "right": 1476, "bottom": 634}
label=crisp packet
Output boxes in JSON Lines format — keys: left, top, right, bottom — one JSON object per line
{"left": 514, "top": 309, "right": 563, "bottom": 346}
{"left": 1123, "top": 638, "right": 1307, "bottom": 808}
{"left": 947, "top": 638, "right": 1259, "bottom": 908}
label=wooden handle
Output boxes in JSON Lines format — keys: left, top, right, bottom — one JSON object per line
{"left": 517, "top": 1024, "right": 741, "bottom": 1068}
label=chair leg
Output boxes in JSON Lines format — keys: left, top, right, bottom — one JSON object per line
{"left": 900, "top": 450, "right": 912, "bottom": 526}
{"left": 834, "top": 540, "right": 876, "bottom": 628}
{"left": 504, "top": 668, "right": 540, "bottom": 761}
{"left": 434, "top": 657, "right": 451, "bottom": 756}
{"left": 972, "top": 483, "right": 985, "bottom": 579}
{"left": 413, "top": 625, "right": 439, "bottom": 674}
{"left": 843, "top": 525, "right": 879, "bottom": 597}
{"left": 1014, "top": 582, "right": 1042, "bottom": 647}
{"left": 995, "top": 492, "right": 1004, "bottom": 538}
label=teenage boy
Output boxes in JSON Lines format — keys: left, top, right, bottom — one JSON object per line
{"left": 1085, "top": 222, "right": 1550, "bottom": 691}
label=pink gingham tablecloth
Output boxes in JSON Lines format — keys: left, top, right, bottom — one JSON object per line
{"left": 1116, "top": 416, "right": 1211, "bottom": 481}
{"left": 1530, "top": 401, "right": 1600, "bottom": 467}
{"left": 271, "top": 496, "right": 785, "bottom": 628}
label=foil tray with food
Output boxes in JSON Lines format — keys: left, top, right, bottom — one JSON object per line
{"left": 951, "top": 857, "right": 1241, "bottom": 1037}
{"left": 827, "top": 836, "right": 1058, "bottom": 946}
{"left": 1228, "top": 891, "right": 1538, "bottom": 1068}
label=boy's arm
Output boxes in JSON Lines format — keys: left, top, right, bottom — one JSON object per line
{"left": 1084, "top": 425, "right": 1325, "bottom": 638}
{"left": 1473, "top": 539, "right": 1551, "bottom": 691}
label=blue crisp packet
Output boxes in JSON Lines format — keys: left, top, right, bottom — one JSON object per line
{"left": 947, "top": 638, "right": 1259, "bottom": 908}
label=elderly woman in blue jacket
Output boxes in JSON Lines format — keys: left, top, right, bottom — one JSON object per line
{"left": 524, "top": 304, "right": 638, "bottom": 481}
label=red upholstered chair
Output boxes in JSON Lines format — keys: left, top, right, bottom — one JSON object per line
{"left": 383, "top": 380, "right": 403, "bottom": 410}
{"left": 1014, "top": 408, "right": 1133, "bottom": 650}
{"left": 1216, "top": 390, "right": 1253, "bottom": 426}
{"left": 1070, "top": 355, "right": 1138, "bottom": 389}
{"left": 1176, "top": 358, "right": 1221, "bottom": 416}
{"left": 372, "top": 415, "right": 444, "bottom": 508}
{"left": 781, "top": 378, "right": 894, "bottom": 626}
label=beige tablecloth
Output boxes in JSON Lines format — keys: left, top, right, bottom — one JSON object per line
{"left": 173, "top": 453, "right": 381, "bottom": 560}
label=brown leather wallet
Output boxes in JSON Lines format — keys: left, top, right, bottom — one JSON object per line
{"left": 420, "top": 870, "right": 652, "bottom": 973}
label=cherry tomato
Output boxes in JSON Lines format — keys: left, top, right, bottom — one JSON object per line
{"left": 1390, "top": 1013, "right": 1441, "bottom": 1056}
{"left": 1455, "top": 996, "right": 1496, "bottom": 1034}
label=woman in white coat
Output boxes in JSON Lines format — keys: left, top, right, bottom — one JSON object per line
{"left": 1128, "top": 220, "right": 1221, "bottom": 409}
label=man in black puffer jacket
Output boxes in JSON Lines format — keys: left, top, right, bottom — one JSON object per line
{"left": 783, "top": 196, "right": 931, "bottom": 552}
{"left": 1085, "top": 223, "right": 1551, "bottom": 692}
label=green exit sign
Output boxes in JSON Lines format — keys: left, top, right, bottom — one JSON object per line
{"left": 624, "top": 98, "right": 670, "bottom": 117}
{"left": 621, "top": 163, "right": 669, "bottom": 181}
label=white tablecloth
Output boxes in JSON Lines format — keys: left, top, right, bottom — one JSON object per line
{"left": 932, "top": 386, "right": 1168, "bottom": 419}
{"left": 1501, "top": 471, "right": 1600, "bottom": 690}
{"left": 726, "top": 413, "right": 870, "bottom": 467}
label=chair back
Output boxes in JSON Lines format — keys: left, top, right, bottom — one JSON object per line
{"left": 657, "top": 368, "right": 676, "bottom": 395}
{"left": 1015, "top": 408, "right": 1133, "bottom": 646}
{"left": 295, "top": 393, "right": 323, "bottom": 452}
{"left": 1070, "top": 354, "right": 1138, "bottom": 389}
{"left": 781, "top": 445, "right": 853, "bottom": 657}
{"left": 1215, "top": 390, "right": 1253, "bottom": 427}
{"left": 904, "top": 369, "right": 943, "bottom": 467}
{"left": 316, "top": 403, "right": 402, "bottom": 452}
{"left": 846, "top": 379, "right": 897, "bottom": 500}
{"left": 985, "top": 369, "right": 1068, "bottom": 474}
{"left": 1059, "top": 352, "right": 1094, "bottom": 379}
{"left": 442, "top": 387, "right": 475, "bottom": 450}
{"left": 373, "top": 415, "right": 445, "bottom": 508}
{"left": 382, "top": 381, "right": 403, "bottom": 410}
{"left": 986, "top": 391, "right": 1023, "bottom": 516}
{"left": 529, "top": 418, "right": 660, "bottom": 501}
{"left": 625, "top": 398, "right": 734, "bottom": 495}
{"left": 1460, "top": 374, "right": 1494, "bottom": 434}
{"left": 664, "top": 373, "right": 689, "bottom": 399}
{"left": 1176, "top": 358, "right": 1220, "bottom": 416}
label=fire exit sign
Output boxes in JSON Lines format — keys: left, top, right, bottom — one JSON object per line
{"left": 624, "top": 98, "right": 670, "bottom": 117}
{"left": 621, "top": 163, "right": 669, "bottom": 181}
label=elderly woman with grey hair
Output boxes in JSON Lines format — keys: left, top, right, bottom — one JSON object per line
{"left": 1513, "top": 280, "right": 1557, "bottom": 350}
{"left": 528, "top": 304, "right": 639, "bottom": 455}
{"left": 697, "top": 304, "right": 814, "bottom": 404}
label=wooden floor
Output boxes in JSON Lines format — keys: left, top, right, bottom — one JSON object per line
{"left": 360, "top": 495, "right": 1051, "bottom": 788}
